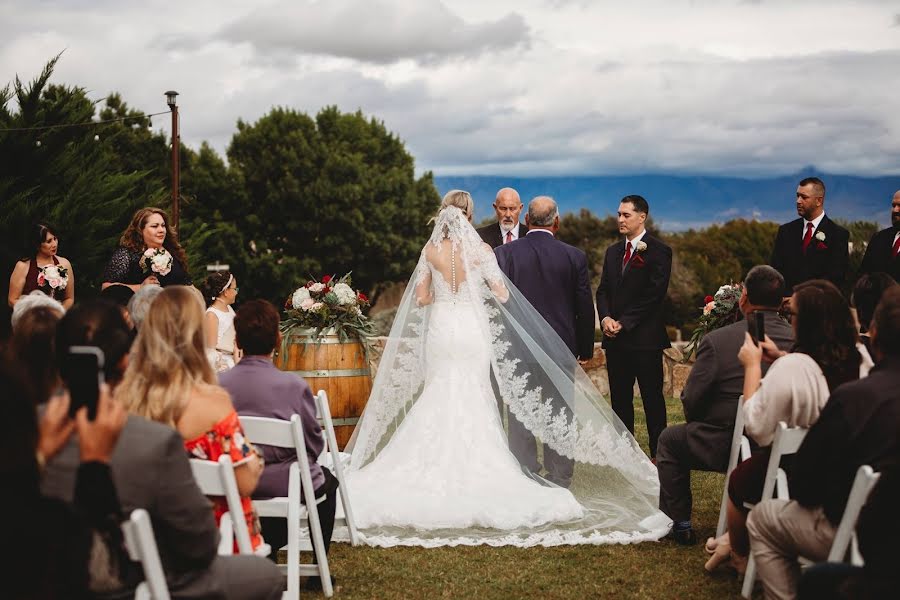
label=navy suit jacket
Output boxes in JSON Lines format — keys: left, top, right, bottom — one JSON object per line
{"left": 494, "top": 230, "right": 595, "bottom": 360}
{"left": 770, "top": 215, "right": 850, "bottom": 292}
{"left": 595, "top": 234, "right": 673, "bottom": 351}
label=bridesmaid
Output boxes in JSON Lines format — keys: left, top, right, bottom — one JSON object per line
{"left": 8, "top": 223, "right": 75, "bottom": 309}
{"left": 101, "top": 207, "right": 191, "bottom": 292}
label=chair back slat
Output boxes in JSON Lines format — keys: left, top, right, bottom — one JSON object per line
{"left": 827, "top": 465, "right": 881, "bottom": 563}
{"left": 190, "top": 455, "right": 254, "bottom": 554}
{"left": 122, "top": 509, "right": 171, "bottom": 600}
{"left": 241, "top": 416, "right": 295, "bottom": 448}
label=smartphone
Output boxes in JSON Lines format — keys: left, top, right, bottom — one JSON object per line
{"left": 60, "top": 346, "right": 105, "bottom": 420}
{"left": 747, "top": 314, "right": 759, "bottom": 346}
{"left": 755, "top": 312, "right": 766, "bottom": 347}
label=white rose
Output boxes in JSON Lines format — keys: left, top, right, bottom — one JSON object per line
{"left": 332, "top": 282, "right": 356, "bottom": 305}
{"left": 815, "top": 231, "right": 826, "bottom": 242}
{"left": 300, "top": 298, "right": 315, "bottom": 311}
{"left": 291, "top": 287, "right": 311, "bottom": 309}
{"left": 310, "top": 302, "right": 325, "bottom": 312}
{"left": 309, "top": 282, "right": 326, "bottom": 293}
{"left": 44, "top": 265, "right": 61, "bottom": 279}
{"left": 636, "top": 241, "right": 648, "bottom": 253}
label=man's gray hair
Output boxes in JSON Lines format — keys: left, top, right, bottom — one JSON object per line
{"left": 528, "top": 196, "right": 559, "bottom": 227}
{"left": 11, "top": 291, "right": 65, "bottom": 331}
{"left": 127, "top": 285, "right": 163, "bottom": 330}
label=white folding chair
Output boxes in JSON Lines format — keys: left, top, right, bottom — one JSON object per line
{"left": 240, "top": 415, "right": 333, "bottom": 599}
{"left": 190, "top": 455, "right": 271, "bottom": 558}
{"left": 122, "top": 509, "right": 171, "bottom": 600}
{"left": 741, "top": 422, "right": 809, "bottom": 598}
{"left": 716, "top": 396, "right": 753, "bottom": 537}
{"left": 827, "top": 465, "right": 880, "bottom": 566}
{"left": 315, "top": 389, "right": 360, "bottom": 546}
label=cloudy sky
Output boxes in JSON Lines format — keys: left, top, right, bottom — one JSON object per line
{"left": 3, "top": 0, "right": 899, "bottom": 177}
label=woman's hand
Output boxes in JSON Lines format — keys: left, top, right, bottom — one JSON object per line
{"left": 738, "top": 332, "right": 763, "bottom": 369}
{"left": 141, "top": 275, "right": 160, "bottom": 287}
{"left": 759, "top": 335, "right": 787, "bottom": 364}
{"left": 38, "top": 390, "right": 76, "bottom": 462}
{"left": 76, "top": 384, "right": 127, "bottom": 464}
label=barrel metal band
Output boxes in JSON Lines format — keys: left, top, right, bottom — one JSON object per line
{"left": 330, "top": 417, "right": 360, "bottom": 427}
{"left": 286, "top": 336, "right": 346, "bottom": 345}
{"left": 286, "top": 368, "right": 371, "bottom": 378}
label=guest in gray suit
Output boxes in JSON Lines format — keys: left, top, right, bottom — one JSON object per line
{"left": 220, "top": 299, "right": 338, "bottom": 591}
{"left": 656, "top": 266, "right": 794, "bottom": 545}
{"left": 41, "top": 300, "right": 284, "bottom": 600}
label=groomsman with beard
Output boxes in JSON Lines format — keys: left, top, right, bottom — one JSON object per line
{"left": 770, "top": 177, "right": 850, "bottom": 292}
{"left": 859, "top": 190, "right": 900, "bottom": 283}
{"left": 477, "top": 187, "right": 528, "bottom": 248}
{"left": 596, "top": 195, "right": 672, "bottom": 459}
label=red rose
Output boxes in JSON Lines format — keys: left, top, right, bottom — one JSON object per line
{"left": 322, "top": 275, "right": 332, "bottom": 284}
{"left": 358, "top": 292, "right": 368, "bottom": 302}
{"left": 704, "top": 295, "right": 714, "bottom": 304}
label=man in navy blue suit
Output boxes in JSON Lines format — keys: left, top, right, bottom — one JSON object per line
{"left": 596, "top": 195, "right": 672, "bottom": 459}
{"left": 494, "top": 196, "right": 595, "bottom": 487}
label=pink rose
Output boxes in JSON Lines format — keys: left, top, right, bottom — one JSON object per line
{"left": 703, "top": 301, "right": 715, "bottom": 315}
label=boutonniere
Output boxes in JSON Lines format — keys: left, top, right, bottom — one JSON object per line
{"left": 814, "top": 231, "right": 826, "bottom": 242}
{"left": 636, "top": 241, "right": 648, "bottom": 253}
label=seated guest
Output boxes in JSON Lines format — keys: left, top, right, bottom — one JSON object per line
{"left": 798, "top": 457, "right": 900, "bottom": 600}
{"left": 851, "top": 272, "right": 897, "bottom": 356}
{"left": 220, "top": 300, "right": 338, "bottom": 588}
{"left": 100, "top": 282, "right": 137, "bottom": 329}
{"left": 127, "top": 284, "right": 163, "bottom": 331}
{"left": 6, "top": 304, "right": 63, "bottom": 404}
{"left": 658, "top": 266, "right": 794, "bottom": 546}
{"left": 710, "top": 279, "right": 872, "bottom": 572}
{"left": 43, "top": 298, "right": 283, "bottom": 600}
{"left": 4, "top": 357, "right": 131, "bottom": 599}
{"left": 116, "top": 287, "right": 269, "bottom": 554}
{"left": 10, "top": 290, "right": 64, "bottom": 331}
{"left": 748, "top": 287, "right": 900, "bottom": 600}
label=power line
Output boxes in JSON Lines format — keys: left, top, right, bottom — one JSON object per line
{"left": 0, "top": 110, "right": 171, "bottom": 133}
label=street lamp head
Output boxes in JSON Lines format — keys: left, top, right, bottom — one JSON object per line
{"left": 165, "top": 90, "right": 179, "bottom": 109}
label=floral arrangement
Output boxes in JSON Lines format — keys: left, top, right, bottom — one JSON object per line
{"left": 37, "top": 264, "right": 68, "bottom": 293}
{"left": 682, "top": 283, "right": 744, "bottom": 359}
{"left": 281, "top": 272, "right": 375, "bottom": 342}
{"left": 142, "top": 248, "right": 173, "bottom": 276}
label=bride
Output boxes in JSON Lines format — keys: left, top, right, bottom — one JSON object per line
{"left": 344, "top": 190, "right": 671, "bottom": 547}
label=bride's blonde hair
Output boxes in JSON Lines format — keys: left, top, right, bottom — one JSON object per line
{"left": 439, "top": 190, "right": 473, "bottom": 220}
{"left": 115, "top": 285, "right": 217, "bottom": 426}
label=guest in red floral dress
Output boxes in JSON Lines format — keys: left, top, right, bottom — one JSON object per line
{"left": 116, "top": 286, "right": 266, "bottom": 552}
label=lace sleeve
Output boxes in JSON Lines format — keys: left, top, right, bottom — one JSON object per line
{"left": 102, "top": 247, "right": 137, "bottom": 284}
{"left": 414, "top": 257, "right": 433, "bottom": 306}
{"left": 475, "top": 243, "right": 509, "bottom": 303}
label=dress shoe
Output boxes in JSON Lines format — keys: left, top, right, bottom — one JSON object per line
{"left": 666, "top": 527, "right": 697, "bottom": 546}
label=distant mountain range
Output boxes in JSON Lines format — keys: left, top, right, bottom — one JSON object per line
{"left": 434, "top": 168, "right": 900, "bottom": 232}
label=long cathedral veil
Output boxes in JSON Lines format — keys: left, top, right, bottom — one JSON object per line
{"left": 345, "top": 205, "right": 671, "bottom": 546}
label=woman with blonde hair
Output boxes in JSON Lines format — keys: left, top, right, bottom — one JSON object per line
{"left": 116, "top": 286, "right": 266, "bottom": 551}
{"left": 101, "top": 207, "right": 191, "bottom": 291}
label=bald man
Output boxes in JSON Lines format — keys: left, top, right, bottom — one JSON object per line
{"left": 859, "top": 190, "right": 900, "bottom": 283}
{"left": 477, "top": 187, "right": 529, "bottom": 248}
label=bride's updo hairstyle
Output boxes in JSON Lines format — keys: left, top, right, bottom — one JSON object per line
{"left": 439, "top": 190, "right": 474, "bottom": 221}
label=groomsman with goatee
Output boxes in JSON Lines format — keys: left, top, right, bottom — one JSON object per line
{"left": 859, "top": 190, "right": 900, "bottom": 283}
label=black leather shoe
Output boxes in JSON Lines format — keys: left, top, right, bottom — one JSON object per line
{"left": 666, "top": 527, "right": 697, "bottom": 546}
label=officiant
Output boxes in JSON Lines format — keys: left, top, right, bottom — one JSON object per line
{"left": 477, "top": 187, "right": 528, "bottom": 248}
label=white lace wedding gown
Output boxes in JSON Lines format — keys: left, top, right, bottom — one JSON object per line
{"left": 347, "top": 259, "right": 584, "bottom": 532}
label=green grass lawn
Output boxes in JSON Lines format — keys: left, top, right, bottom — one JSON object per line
{"left": 310, "top": 398, "right": 744, "bottom": 598}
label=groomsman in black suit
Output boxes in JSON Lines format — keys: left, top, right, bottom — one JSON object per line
{"left": 859, "top": 190, "right": 900, "bottom": 283}
{"left": 770, "top": 177, "right": 850, "bottom": 292}
{"left": 596, "top": 195, "right": 672, "bottom": 458}
{"left": 477, "top": 187, "right": 528, "bottom": 248}
{"left": 495, "top": 196, "right": 595, "bottom": 487}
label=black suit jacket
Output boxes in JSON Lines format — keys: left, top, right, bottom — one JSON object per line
{"left": 859, "top": 227, "right": 900, "bottom": 282}
{"left": 494, "top": 231, "right": 595, "bottom": 359}
{"left": 595, "top": 234, "right": 672, "bottom": 351}
{"left": 477, "top": 222, "right": 528, "bottom": 249}
{"left": 770, "top": 215, "right": 850, "bottom": 292}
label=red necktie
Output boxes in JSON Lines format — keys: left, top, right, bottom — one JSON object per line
{"left": 622, "top": 241, "right": 632, "bottom": 269}
{"left": 892, "top": 235, "right": 900, "bottom": 258}
{"left": 802, "top": 222, "right": 814, "bottom": 254}
{"left": 505, "top": 231, "right": 513, "bottom": 244}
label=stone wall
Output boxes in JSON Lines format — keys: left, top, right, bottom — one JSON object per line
{"left": 368, "top": 337, "right": 695, "bottom": 400}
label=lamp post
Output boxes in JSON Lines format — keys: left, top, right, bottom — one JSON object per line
{"left": 165, "top": 90, "right": 180, "bottom": 231}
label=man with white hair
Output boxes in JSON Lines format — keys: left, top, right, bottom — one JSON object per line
{"left": 477, "top": 187, "right": 528, "bottom": 248}
{"left": 11, "top": 291, "right": 65, "bottom": 331}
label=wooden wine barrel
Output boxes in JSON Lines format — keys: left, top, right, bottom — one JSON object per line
{"left": 277, "top": 331, "right": 372, "bottom": 450}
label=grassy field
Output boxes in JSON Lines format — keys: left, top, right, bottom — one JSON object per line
{"left": 307, "top": 398, "right": 744, "bottom": 599}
